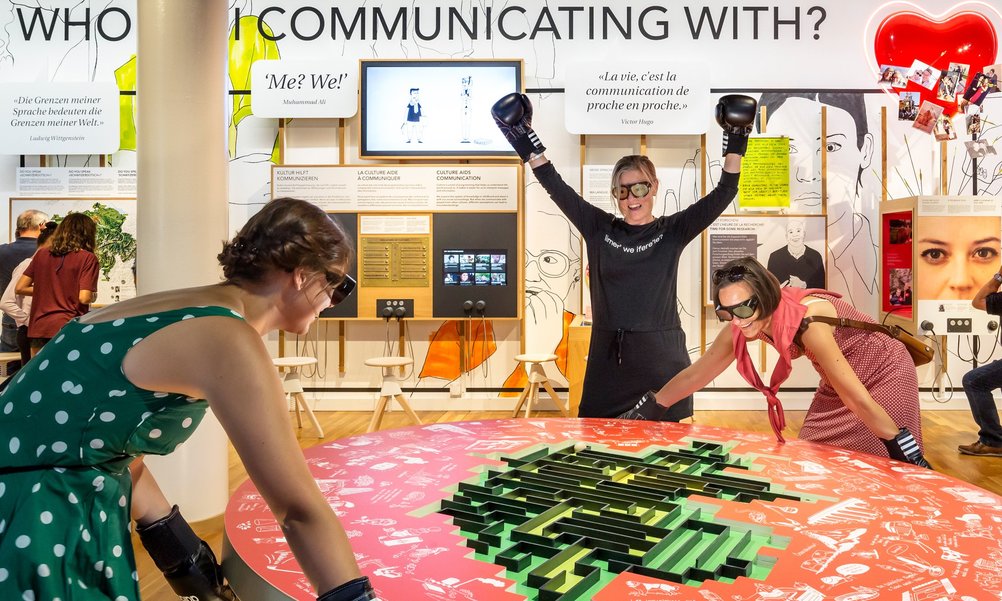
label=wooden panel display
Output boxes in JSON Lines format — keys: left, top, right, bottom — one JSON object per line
{"left": 359, "top": 236, "right": 430, "bottom": 287}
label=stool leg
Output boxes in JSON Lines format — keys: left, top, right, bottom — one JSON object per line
{"left": 394, "top": 394, "right": 423, "bottom": 426}
{"left": 294, "top": 392, "right": 324, "bottom": 438}
{"left": 512, "top": 385, "right": 531, "bottom": 417}
{"left": 367, "top": 395, "right": 390, "bottom": 433}
{"left": 526, "top": 382, "right": 540, "bottom": 418}
{"left": 541, "top": 379, "right": 568, "bottom": 417}
{"left": 289, "top": 393, "right": 303, "bottom": 428}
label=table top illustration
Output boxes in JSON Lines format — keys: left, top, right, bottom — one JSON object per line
{"left": 222, "top": 418, "right": 1002, "bottom": 600}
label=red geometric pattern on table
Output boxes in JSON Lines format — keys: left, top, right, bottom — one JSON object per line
{"left": 224, "top": 418, "right": 1002, "bottom": 600}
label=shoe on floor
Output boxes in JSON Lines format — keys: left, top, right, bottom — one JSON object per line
{"left": 958, "top": 441, "right": 1002, "bottom": 456}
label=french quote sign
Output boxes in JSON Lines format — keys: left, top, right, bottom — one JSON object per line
{"left": 564, "top": 60, "right": 709, "bottom": 135}
{"left": 0, "top": 82, "right": 120, "bottom": 154}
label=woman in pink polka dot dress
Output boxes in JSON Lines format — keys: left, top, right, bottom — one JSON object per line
{"left": 623, "top": 256, "right": 929, "bottom": 467}
{"left": 0, "top": 199, "right": 374, "bottom": 601}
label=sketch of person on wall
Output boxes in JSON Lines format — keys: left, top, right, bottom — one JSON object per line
{"left": 501, "top": 209, "right": 582, "bottom": 392}
{"left": 756, "top": 92, "right": 878, "bottom": 312}
{"left": 767, "top": 218, "right": 826, "bottom": 289}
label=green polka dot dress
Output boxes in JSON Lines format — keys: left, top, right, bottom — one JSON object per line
{"left": 0, "top": 306, "right": 244, "bottom": 600}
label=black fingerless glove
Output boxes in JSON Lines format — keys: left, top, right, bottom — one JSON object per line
{"left": 616, "top": 391, "right": 668, "bottom": 421}
{"left": 317, "top": 576, "right": 377, "bottom": 601}
{"left": 881, "top": 427, "right": 933, "bottom": 469}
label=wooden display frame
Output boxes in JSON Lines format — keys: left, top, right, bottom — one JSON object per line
{"left": 268, "top": 163, "right": 523, "bottom": 321}
{"left": 8, "top": 196, "right": 138, "bottom": 306}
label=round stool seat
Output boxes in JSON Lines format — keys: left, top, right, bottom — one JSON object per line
{"left": 515, "top": 353, "right": 558, "bottom": 363}
{"left": 272, "top": 356, "right": 318, "bottom": 369}
{"left": 511, "top": 353, "right": 567, "bottom": 418}
{"left": 364, "top": 356, "right": 414, "bottom": 368}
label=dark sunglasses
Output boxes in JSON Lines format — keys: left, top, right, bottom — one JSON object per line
{"left": 715, "top": 296, "right": 759, "bottom": 322}
{"left": 326, "top": 273, "right": 356, "bottom": 305}
{"left": 611, "top": 181, "right": 652, "bottom": 201}
{"left": 711, "top": 265, "right": 749, "bottom": 286}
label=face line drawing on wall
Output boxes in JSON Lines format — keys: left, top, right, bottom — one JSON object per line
{"left": 755, "top": 91, "right": 880, "bottom": 309}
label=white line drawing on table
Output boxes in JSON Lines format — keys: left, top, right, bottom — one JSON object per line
{"left": 801, "top": 528, "right": 867, "bottom": 573}
{"left": 807, "top": 499, "right": 875, "bottom": 525}
{"left": 819, "top": 562, "right": 869, "bottom": 586}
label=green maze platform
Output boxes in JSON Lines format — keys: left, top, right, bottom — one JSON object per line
{"left": 437, "top": 440, "right": 812, "bottom": 600}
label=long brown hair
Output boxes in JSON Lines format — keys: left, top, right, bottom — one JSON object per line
{"left": 48, "top": 213, "right": 97, "bottom": 256}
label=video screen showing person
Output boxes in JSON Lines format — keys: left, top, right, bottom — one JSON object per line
{"left": 444, "top": 249, "right": 507, "bottom": 286}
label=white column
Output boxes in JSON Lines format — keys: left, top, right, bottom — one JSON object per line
{"left": 136, "top": 0, "right": 229, "bottom": 521}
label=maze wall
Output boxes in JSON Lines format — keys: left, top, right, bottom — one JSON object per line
{"left": 439, "top": 441, "right": 811, "bottom": 599}
{"left": 224, "top": 419, "right": 1002, "bottom": 601}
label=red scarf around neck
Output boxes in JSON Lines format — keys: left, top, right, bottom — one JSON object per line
{"left": 730, "top": 287, "right": 839, "bottom": 442}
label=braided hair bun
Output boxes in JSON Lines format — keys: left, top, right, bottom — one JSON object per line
{"left": 218, "top": 198, "right": 353, "bottom": 284}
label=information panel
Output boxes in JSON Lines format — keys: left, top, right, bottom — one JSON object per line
{"left": 272, "top": 165, "right": 519, "bottom": 212}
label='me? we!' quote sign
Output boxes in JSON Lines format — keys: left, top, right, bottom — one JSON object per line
{"left": 564, "top": 61, "right": 709, "bottom": 135}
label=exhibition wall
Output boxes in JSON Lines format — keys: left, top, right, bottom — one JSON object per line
{"left": 1, "top": 0, "right": 1001, "bottom": 410}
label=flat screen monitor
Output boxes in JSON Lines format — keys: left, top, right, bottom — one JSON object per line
{"left": 443, "top": 249, "right": 507, "bottom": 286}
{"left": 360, "top": 59, "right": 522, "bottom": 158}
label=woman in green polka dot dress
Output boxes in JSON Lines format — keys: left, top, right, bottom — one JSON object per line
{"left": 0, "top": 199, "right": 374, "bottom": 601}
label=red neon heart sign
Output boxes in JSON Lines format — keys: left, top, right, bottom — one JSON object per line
{"left": 874, "top": 10, "right": 998, "bottom": 117}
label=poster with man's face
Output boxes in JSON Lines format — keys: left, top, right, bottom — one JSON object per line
{"left": 705, "top": 215, "right": 827, "bottom": 302}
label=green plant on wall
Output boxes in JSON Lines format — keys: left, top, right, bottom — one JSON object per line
{"left": 115, "top": 55, "right": 138, "bottom": 153}
{"left": 51, "top": 204, "right": 137, "bottom": 282}
{"left": 228, "top": 16, "right": 281, "bottom": 161}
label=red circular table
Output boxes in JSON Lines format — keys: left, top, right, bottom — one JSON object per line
{"left": 222, "top": 419, "right": 1000, "bottom": 600}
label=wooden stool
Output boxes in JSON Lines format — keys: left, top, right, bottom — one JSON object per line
{"left": 0, "top": 352, "right": 21, "bottom": 379}
{"left": 272, "top": 356, "right": 324, "bottom": 438}
{"left": 364, "top": 356, "right": 422, "bottom": 433}
{"left": 512, "top": 353, "right": 569, "bottom": 418}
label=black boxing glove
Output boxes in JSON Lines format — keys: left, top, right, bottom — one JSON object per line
{"left": 491, "top": 92, "right": 546, "bottom": 162}
{"left": 137, "top": 505, "right": 237, "bottom": 601}
{"left": 317, "top": 576, "right": 377, "bottom": 601}
{"left": 881, "top": 427, "right": 933, "bottom": 469}
{"left": 616, "top": 391, "right": 668, "bottom": 421}
{"left": 715, "top": 94, "right": 757, "bottom": 157}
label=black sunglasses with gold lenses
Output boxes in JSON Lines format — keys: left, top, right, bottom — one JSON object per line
{"left": 611, "top": 181, "right": 652, "bottom": 201}
{"left": 715, "top": 296, "right": 759, "bottom": 322}
{"left": 327, "top": 273, "right": 356, "bottom": 305}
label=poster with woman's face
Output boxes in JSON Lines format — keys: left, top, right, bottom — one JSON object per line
{"left": 915, "top": 212, "right": 1001, "bottom": 301}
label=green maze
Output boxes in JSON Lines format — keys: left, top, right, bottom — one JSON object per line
{"left": 437, "top": 440, "right": 811, "bottom": 600}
